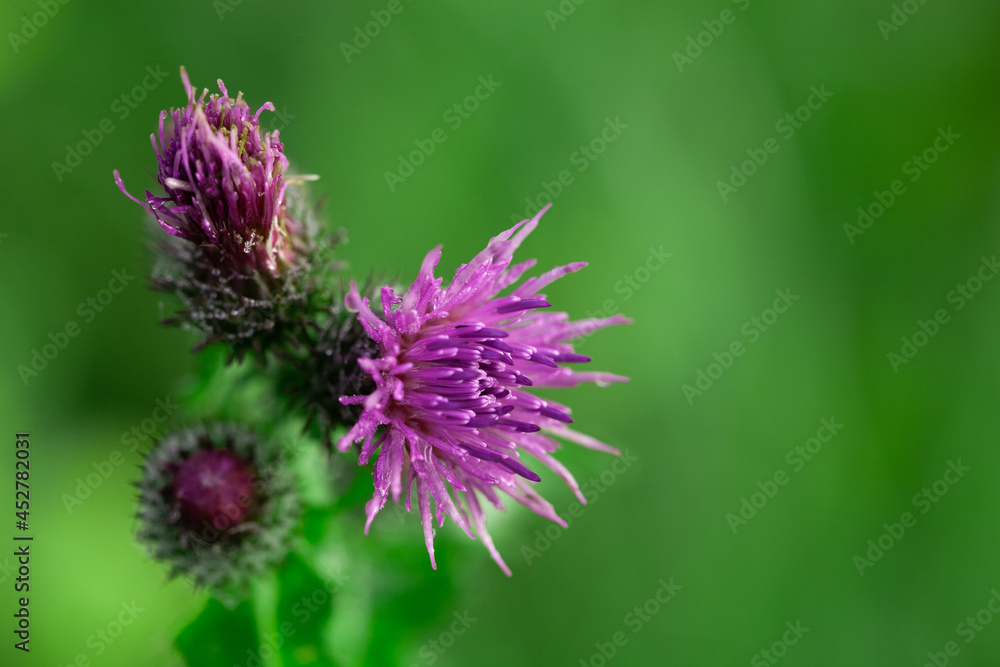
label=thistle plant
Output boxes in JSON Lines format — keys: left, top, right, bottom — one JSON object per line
{"left": 116, "top": 66, "right": 630, "bottom": 665}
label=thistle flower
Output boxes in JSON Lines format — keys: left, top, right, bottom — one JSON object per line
{"left": 338, "top": 206, "right": 629, "bottom": 574}
{"left": 115, "top": 67, "right": 311, "bottom": 279}
{"left": 135, "top": 424, "right": 298, "bottom": 597}
{"left": 113, "top": 68, "right": 327, "bottom": 358}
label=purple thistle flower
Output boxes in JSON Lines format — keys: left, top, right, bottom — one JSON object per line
{"left": 338, "top": 206, "right": 629, "bottom": 575}
{"left": 114, "top": 67, "right": 314, "bottom": 280}
{"left": 112, "top": 67, "right": 336, "bottom": 359}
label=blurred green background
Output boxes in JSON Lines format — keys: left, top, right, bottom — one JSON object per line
{"left": 2, "top": 0, "right": 1000, "bottom": 665}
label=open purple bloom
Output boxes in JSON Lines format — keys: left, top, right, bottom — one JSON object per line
{"left": 338, "top": 206, "right": 629, "bottom": 574}
{"left": 114, "top": 67, "right": 313, "bottom": 279}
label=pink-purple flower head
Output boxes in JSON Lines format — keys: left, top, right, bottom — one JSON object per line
{"left": 114, "top": 67, "right": 314, "bottom": 280}
{"left": 338, "top": 205, "right": 629, "bottom": 575}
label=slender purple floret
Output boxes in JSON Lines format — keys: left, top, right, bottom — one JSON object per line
{"left": 114, "top": 67, "right": 312, "bottom": 279}
{"left": 338, "top": 205, "right": 630, "bottom": 575}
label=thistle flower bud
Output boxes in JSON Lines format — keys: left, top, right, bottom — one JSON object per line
{"left": 115, "top": 67, "right": 310, "bottom": 280}
{"left": 135, "top": 424, "right": 298, "bottom": 598}
{"left": 277, "top": 298, "right": 380, "bottom": 445}
{"left": 114, "top": 68, "right": 331, "bottom": 359}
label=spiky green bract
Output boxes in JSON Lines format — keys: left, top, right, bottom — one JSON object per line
{"left": 150, "top": 191, "right": 345, "bottom": 363}
{"left": 135, "top": 423, "right": 299, "bottom": 600}
{"left": 273, "top": 279, "right": 381, "bottom": 447}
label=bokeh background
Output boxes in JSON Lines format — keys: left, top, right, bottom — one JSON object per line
{"left": 2, "top": 0, "right": 1000, "bottom": 665}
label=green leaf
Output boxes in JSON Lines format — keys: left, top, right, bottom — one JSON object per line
{"left": 277, "top": 553, "right": 338, "bottom": 666}
{"left": 302, "top": 507, "right": 333, "bottom": 546}
{"left": 176, "top": 598, "right": 259, "bottom": 667}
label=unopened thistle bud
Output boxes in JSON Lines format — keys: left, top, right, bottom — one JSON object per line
{"left": 114, "top": 67, "right": 330, "bottom": 359}
{"left": 277, "top": 294, "right": 381, "bottom": 445}
{"left": 135, "top": 424, "right": 298, "bottom": 597}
